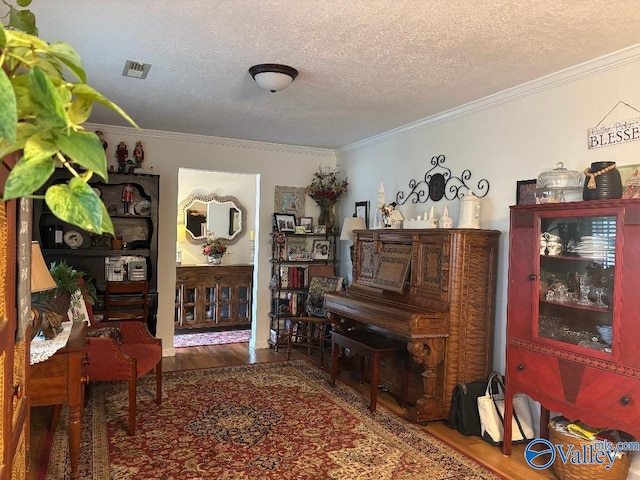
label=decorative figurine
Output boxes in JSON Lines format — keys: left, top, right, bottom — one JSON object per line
{"left": 439, "top": 206, "right": 453, "bottom": 228}
{"left": 426, "top": 205, "right": 438, "bottom": 228}
{"left": 133, "top": 141, "right": 144, "bottom": 168}
{"left": 95, "top": 130, "right": 108, "bottom": 150}
{"left": 382, "top": 202, "right": 403, "bottom": 228}
{"left": 121, "top": 183, "right": 133, "bottom": 214}
{"left": 116, "top": 142, "right": 128, "bottom": 173}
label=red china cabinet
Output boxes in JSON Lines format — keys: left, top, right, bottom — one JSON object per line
{"left": 503, "top": 198, "right": 640, "bottom": 455}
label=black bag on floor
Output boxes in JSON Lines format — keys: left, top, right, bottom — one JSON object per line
{"left": 447, "top": 380, "right": 487, "bottom": 436}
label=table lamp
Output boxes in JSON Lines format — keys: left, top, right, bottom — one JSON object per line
{"left": 340, "top": 216, "right": 366, "bottom": 262}
{"left": 31, "top": 241, "right": 56, "bottom": 294}
{"left": 31, "top": 241, "right": 57, "bottom": 336}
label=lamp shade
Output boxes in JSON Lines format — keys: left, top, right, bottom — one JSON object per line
{"left": 31, "top": 241, "right": 56, "bottom": 293}
{"left": 249, "top": 64, "right": 298, "bottom": 92}
{"left": 340, "top": 216, "right": 366, "bottom": 241}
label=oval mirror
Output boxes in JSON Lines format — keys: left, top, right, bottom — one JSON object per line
{"left": 178, "top": 193, "right": 246, "bottom": 245}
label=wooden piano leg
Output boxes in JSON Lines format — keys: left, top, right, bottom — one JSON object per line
{"left": 407, "top": 338, "right": 446, "bottom": 423}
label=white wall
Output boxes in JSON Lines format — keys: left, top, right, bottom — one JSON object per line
{"left": 86, "top": 125, "right": 336, "bottom": 354}
{"left": 335, "top": 46, "right": 640, "bottom": 374}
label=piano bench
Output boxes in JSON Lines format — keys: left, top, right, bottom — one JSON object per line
{"left": 330, "top": 329, "right": 408, "bottom": 413}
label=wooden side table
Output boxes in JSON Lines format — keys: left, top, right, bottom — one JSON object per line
{"left": 30, "top": 322, "right": 87, "bottom": 480}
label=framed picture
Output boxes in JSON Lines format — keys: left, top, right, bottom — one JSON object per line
{"left": 355, "top": 200, "right": 370, "bottom": 228}
{"left": 274, "top": 186, "right": 306, "bottom": 219}
{"left": 312, "top": 239, "right": 331, "bottom": 259}
{"left": 516, "top": 179, "right": 537, "bottom": 205}
{"left": 287, "top": 236, "right": 308, "bottom": 260}
{"left": 273, "top": 213, "right": 296, "bottom": 232}
{"left": 299, "top": 216, "right": 313, "bottom": 233}
{"left": 313, "top": 225, "right": 326, "bottom": 234}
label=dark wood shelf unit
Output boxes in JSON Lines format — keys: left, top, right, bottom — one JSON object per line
{"left": 268, "top": 231, "right": 338, "bottom": 349}
{"left": 32, "top": 171, "right": 160, "bottom": 334}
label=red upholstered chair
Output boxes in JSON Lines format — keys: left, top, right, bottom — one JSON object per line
{"left": 84, "top": 316, "right": 162, "bottom": 435}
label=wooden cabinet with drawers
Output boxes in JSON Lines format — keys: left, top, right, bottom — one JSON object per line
{"left": 503, "top": 198, "right": 640, "bottom": 455}
{"left": 175, "top": 265, "right": 253, "bottom": 330}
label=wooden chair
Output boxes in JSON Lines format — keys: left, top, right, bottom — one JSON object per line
{"left": 104, "top": 280, "right": 149, "bottom": 323}
{"left": 286, "top": 275, "right": 344, "bottom": 368}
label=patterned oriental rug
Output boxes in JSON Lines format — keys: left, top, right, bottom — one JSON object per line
{"left": 43, "top": 361, "right": 500, "bottom": 480}
{"left": 173, "top": 329, "right": 251, "bottom": 348}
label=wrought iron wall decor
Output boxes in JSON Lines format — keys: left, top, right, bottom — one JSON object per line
{"left": 395, "top": 154, "right": 489, "bottom": 205}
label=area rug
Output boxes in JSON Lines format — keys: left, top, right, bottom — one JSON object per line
{"left": 173, "top": 329, "right": 251, "bottom": 348}
{"left": 44, "top": 361, "right": 499, "bottom": 479}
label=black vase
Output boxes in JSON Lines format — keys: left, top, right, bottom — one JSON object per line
{"left": 583, "top": 161, "right": 622, "bottom": 201}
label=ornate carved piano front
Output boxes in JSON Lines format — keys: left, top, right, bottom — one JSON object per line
{"left": 325, "top": 229, "right": 499, "bottom": 423}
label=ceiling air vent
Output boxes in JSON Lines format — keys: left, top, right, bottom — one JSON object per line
{"left": 122, "top": 60, "right": 151, "bottom": 79}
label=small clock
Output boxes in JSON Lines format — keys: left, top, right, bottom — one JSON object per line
{"left": 63, "top": 230, "right": 84, "bottom": 249}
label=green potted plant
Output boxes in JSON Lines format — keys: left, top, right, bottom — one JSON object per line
{"left": 0, "top": 0, "right": 138, "bottom": 234}
{"left": 35, "top": 260, "right": 96, "bottom": 315}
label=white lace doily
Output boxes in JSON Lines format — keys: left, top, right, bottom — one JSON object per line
{"left": 30, "top": 322, "right": 73, "bottom": 365}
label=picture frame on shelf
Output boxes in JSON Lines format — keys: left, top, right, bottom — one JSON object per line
{"left": 274, "top": 186, "right": 306, "bottom": 219}
{"left": 299, "top": 216, "right": 313, "bottom": 233}
{"left": 313, "top": 225, "right": 326, "bottom": 234}
{"left": 287, "top": 236, "right": 308, "bottom": 260}
{"left": 355, "top": 201, "right": 370, "bottom": 228}
{"left": 516, "top": 179, "right": 537, "bottom": 205}
{"left": 312, "top": 239, "right": 331, "bottom": 260}
{"left": 273, "top": 213, "right": 297, "bottom": 233}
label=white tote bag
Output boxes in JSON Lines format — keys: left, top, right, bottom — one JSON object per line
{"left": 477, "top": 371, "right": 535, "bottom": 445}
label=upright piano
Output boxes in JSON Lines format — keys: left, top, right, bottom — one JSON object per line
{"left": 324, "top": 228, "right": 500, "bottom": 423}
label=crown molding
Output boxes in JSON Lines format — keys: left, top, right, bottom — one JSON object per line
{"left": 338, "top": 43, "right": 640, "bottom": 155}
{"left": 86, "top": 123, "right": 335, "bottom": 157}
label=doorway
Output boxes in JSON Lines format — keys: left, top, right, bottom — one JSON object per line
{"left": 175, "top": 168, "right": 258, "bottom": 347}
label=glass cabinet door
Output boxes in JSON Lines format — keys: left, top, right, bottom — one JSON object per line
{"left": 184, "top": 286, "right": 197, "bottom": 326}
{"left": 205, "top": 286, "right": 217, "bottom": 321}
{"left": 537, "top": 213, "right": 615, "bottom": 352}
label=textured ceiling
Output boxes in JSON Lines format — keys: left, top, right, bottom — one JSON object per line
{"left": 26, "top": 1, "right": 640, "bottom": 149}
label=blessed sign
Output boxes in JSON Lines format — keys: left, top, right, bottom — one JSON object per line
{"left": 588, "top": 117, "right": 640, "bottom": 149}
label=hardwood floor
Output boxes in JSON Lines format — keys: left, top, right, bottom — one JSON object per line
{"left": 29, "top": 342, "right": 557, "bottom": 479}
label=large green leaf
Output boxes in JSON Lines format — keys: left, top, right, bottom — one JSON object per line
{"left": 7, "top": 6, "right": 37, "bottom": 35}
{"left": 0, "top": 122, "right": 37, "bottom": 158}
{"left": 99, "top": 200, "right": 115, "bottom": 235}
{"left": 68, "top": 96, "right": 92, "bottom": 125}
{"left": 27, "top": 67, "right": 67, "bottom": 129}
{"left": 48, "top": 42, "right": 86, "bottom": 83}
{"left": 45, "top": 178, "right": 111, "bottom": 234}
{"left": 0, "top": 70, "right": 17, "bottom": 143}
{"left": 24, "top": 132, "right": 57, "bottom": 161}
{"left": 54, "top": 130, "right": 108, "bottom": 180}
{"left": 5, "top": 29, "right": 47, "bottom": 50}
{"left": 3, "top": 153, "right": 55, "bottom": 200}
{"left": 72, "top": 84, "right": 139, "bottom": 129}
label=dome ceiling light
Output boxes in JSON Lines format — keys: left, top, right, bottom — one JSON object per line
{"left": 249, "top": 63, "right": 298, "bottom": 92}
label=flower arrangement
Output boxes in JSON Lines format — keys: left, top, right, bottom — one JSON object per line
{"left": 306, "top": 166, "right": 349, "bottom": 208}
{"left": 202, "top": 232, "right": 228, "bottom": 258}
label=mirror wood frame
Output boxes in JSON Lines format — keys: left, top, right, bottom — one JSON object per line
{"left": 178, "top": 193, "right": 247, "bottom": 245}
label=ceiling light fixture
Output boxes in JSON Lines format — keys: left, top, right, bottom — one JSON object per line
{"left": 249, "top": 63, "right": 298, "bottom": 92}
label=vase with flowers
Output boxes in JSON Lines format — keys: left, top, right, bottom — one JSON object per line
{"left": 306, "top": 166, "right": 349, "bottom": 233}
{"left": 202, "top": 232, "right": 228, "bottom": 265}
